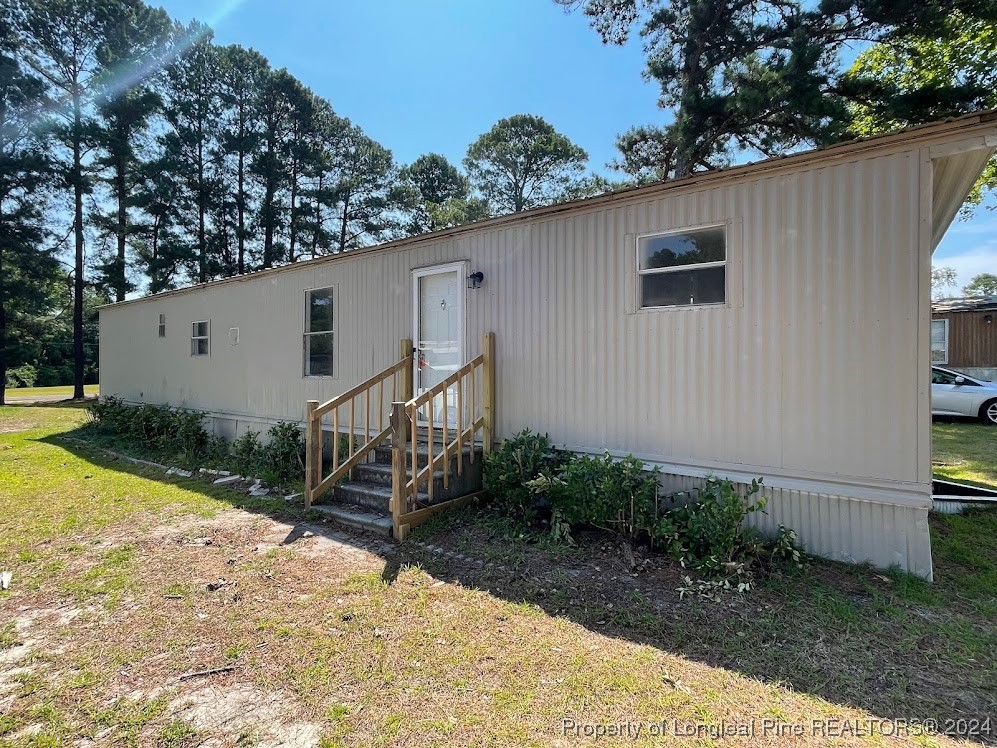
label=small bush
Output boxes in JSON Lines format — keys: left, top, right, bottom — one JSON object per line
{"left": 486, "top": 429, "right": 805, "bottom": 586}
{"left": 261, "top": 421, "right": 305, "bottom": 488}
{"left": 231, "top": 430, "right": 261, "bottom": 475}
{"left": 530, "top": 453, "right": 659, "bottom": 541}
{"left": 483, "top": 429, "right": 567, "bottom": 522}
{"left": 87, "top": 397, "right": 209, "bottom": 460}
{"left": 85, "top": 398, "right": 308, "bottom": 490}
{"left": 655, "top": 477, "right": 768, "bottom": 574}
{"left": 5, "top": 363, "right": 38, "bottom": 388}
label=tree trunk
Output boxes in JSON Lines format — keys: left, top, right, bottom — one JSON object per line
{"left": 289, "top": 158, "right": 298, "bottom": 262}
{"left": 115, "top": 147, "right": 127, "bottom": 302}
{"left": 311, "top": 171, "right": 323, "bottom": 259}
{"left": 338, "top": 189, "right": 350, "bottom": 253}
{"left": 72, "top": 86, "right": 86, "bottom": 400}
{"left": 197, "top": 136, "right": 207, "bottom": 284}
{"left": 263, "top": 176, "right": 275, "bottom": 268}
{"left": 237, "top": 146, "right": 245, "bottom": 274}
{"left": 0, "top": 216, "right": 6, "bottom": 407}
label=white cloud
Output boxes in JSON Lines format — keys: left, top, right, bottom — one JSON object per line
{"left": 933, "top": 241, "right": 997, "bottom": 294}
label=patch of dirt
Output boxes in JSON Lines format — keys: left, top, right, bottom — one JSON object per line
{"left": 169, "top": 683, "right": 321, "bottom": 748}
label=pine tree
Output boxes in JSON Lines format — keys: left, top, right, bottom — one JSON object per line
{"left": 91, "top": 0, "right": 171, "bottom": 302}
{"left": 298, "top": 101, "right": 349, "bottom": 258}
{"left": 464, "top": 114, "right": 588, "bottom": 213}
{"left": 161, "top": 22, "right": 223, "bottom": 284}
{"left": 252, "top": 68, "right": 297, "bottom": 268}
{"left": 331, "top": 123, "right": 415, "bottom": 252}
{"left": 401, "top": 152, "right": 489, "bottom": 233}
{"left": 560, "top": 0, "right": 997, "bottom": 180}
{"left": 0, "top": 6, "right": 60, "bottom": 404}
{"left": 18, "top": 0, "right": 112, "bottom": 399}
{"left": 217, "top": 44, "right": 267, "bottom": 274}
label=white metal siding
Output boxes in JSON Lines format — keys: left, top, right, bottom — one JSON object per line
{"left": 101, "top": 149, "right": 926, "bottom": 490}
{"left": 101, "top": 134, "right": 996, "bottom": 576}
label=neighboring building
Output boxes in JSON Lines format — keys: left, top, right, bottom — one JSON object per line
{"left": 932, "top": 296, "right": 997, "bottom": 381}
{"left": 100, "top": 111, "right": 997, "bottom": 579}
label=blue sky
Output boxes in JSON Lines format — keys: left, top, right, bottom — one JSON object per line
{"left": 158, "top": 0, "right": 994, "bottom": 292}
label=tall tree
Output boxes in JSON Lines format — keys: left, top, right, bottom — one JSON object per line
{"left": 402, "top": 152, "right": 489, "bottom": 233}
{"left": 846, "top": 13, "right": 997, "bottom": 215}
{"left": 559, "top": 0, "right": 997, "bottom": 181}
{"left": 931, "top": 266, "right": 958, "bottom": 299}
{"left": 298, "top": 101, "right": 349, "bottom": 258}
{"left": 217, "top": 44, "right": 267, "bottom": 274}
{"left": 19, "top": 0, "right": 113, "bottom": 399}
{"left": 964, "top": 274, "right": 997, "bottom": 297}
{"left": 285, "top": 82, "right": 317, "bottom": 263}
{"left": 91, "top": 0, "right": 172, "bottom": 302}
{"left": 252, "top": 67, "right": 297, "bottom": 268}
{"left": 464, "top": 114, "right": 588, "bottom": 214}
{"left": 331, "top": 123, "right": 415, "bottom": 252}
{"left": 161, "top": 22, "right": 222, "bottom": 284}
{"left": 0, "top": 4, "right": 60, "bottom": 404}
{"left": 132, "top": 152, "right": 194, "bottom": 293}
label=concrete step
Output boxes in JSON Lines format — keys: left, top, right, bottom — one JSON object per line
{"left": 333, "top": 481, "right": 395, "bottom": 513}
{"left": 374, "top": 442, "right": 483, "bottom": 469}
{"left": 352, "top": 461, "right": 447, "bottom": 490}
{"left": 308, "top": 502, "right": 392, "bottom": 536}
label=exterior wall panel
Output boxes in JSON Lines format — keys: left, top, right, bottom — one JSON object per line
{"left": 933, "top": 310, "right": 997, "bottom": 369}
{"left": 100, "top": 143, "right": 947, "bottom": 576}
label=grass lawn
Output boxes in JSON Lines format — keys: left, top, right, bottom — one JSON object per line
{"left": 933, "top": 419, "right": 997, "bottom": 488}
{"left": 1, "top": 404, "right": 995, "bottom": 747}
{"left": 2, "top": 384, "right": 98, "bottom": 401}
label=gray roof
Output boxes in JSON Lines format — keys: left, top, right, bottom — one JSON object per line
{"left": 933, "top": 296, "right": 997, "bottom": 313}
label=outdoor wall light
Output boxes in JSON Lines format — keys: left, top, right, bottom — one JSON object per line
{"left": 985, "top": 314, "right": 993, "bottom": 324}
{"left": 467, "top": 271, "right": 484, "bottom": 289}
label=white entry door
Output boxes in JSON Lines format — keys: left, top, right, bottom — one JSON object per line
{"left": 413, "top": 264, "right": 464, "bottom": 426}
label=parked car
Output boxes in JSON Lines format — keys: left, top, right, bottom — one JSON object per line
{"left": 931, "top": 366, "right": 997, "bottom": 425}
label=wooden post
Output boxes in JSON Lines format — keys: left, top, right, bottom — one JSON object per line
{"left": 390, "top": 402, "right": 409, "bottom": 541}
{"left": 304, "top": 400, "right": 319, "bottom": 507}
{"left": 400, "top": 337, "right": 414, "bottom": 401}
{"left": 481, "top": 332, "right": 495, "bottom": 455}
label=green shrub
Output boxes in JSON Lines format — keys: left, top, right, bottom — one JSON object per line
{"left": 86, "top": 397, "right": 209, "bottom": 462}
{"left": 654, "top": 477, "right": 768, "bottom": 574}
{"left": 530, "top": 453, "right": 659, "bottom": 541}
{"left": 231, "top": 430, "right": 261, "bottom": 475}
{"left": 486, "top": 429, "right": 804, "bottom": 584}
{"left": 483, "top": 429, "right": 567, "bottom": 522}
{"left": 5, "top": 363, "right": 37, "bottom": 388}
{"left": 261, "top": 422, "right": 305, "bottom": 488}
{"left": 173, "top": 410, "right": 208, "bottom": 458}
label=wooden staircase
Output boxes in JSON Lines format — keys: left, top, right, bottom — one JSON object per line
{"left": 303, "top": 333, "right": 495, "bottom": 540}
{"left": 309, "top": 440, "right": 484, "bottom": 536}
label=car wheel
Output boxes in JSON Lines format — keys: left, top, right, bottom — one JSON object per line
{"left": 979, "top": 399, "right": 997, "bottom": 425}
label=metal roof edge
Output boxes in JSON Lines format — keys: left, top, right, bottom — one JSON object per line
{"left": 101, "top": 109, "right": 997, "bottom": 312}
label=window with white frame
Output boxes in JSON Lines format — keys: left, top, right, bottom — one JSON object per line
{"left": 931, "top": 319, "right": 949, "bottom": 364}
{"left": 637, "top": 225, "right": 726, "bottom": 308}
{"left": 304, "top": 287, "right": 334, "bottom": 377}
{"left": 191, "top": 320, "right": 209, "bottom": 356}
{"left": 158, "top": 314, "right": 166, "bottom": 338}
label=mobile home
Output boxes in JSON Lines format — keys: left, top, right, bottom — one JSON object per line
{"left": 99, "top": 111, "right": 997, "bottom": 578}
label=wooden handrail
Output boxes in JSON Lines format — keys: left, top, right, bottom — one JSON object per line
{"left": 391, "top": 332, "right": 495, "bottom": 540}
{"left": 305, "top": 338, "right": 413, "bottom": 506}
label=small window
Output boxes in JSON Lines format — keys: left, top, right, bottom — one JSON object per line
{"left": 229, "top": 327, "right": 239, "bottom": 346}
{"left": 304, "top": 288, "right": 334, "bottom": 377}
{"left": 637, "top": 225, "right": 726, "bottom": 308}
{"left": 191, "top": 320, "right": 209, "bottom": 356}
{"left": 158, "top": 314, "right": 166, "bottom": 338}
{"left": 931, "top": 319, "right": 949, "bottom": 364}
